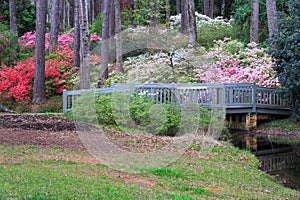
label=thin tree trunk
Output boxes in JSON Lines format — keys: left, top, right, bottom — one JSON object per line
{"left": 204, "top": 0, "right": 210, "bottom": 17}
{"left": 250, "top": 0, "right": 259, "bottom": 43}
{"left": 73, "top": 0, "right": 80, "bottom": 68}
{"left": 129, "top": 0, "right": 134, "bottom": 26}
{"left": 33, "top": 0, "right": 47, "bottom": 104}
{"left": 94, "top": 0, "right": 101, "bottom": 18}
{"left": 100, "top": 0, "right": 110, "bottom": 83}
{"left": 109, "top": 0, "right": 115, "bottom": 37}
{"left": 166, "top": 0, "right": 171, "bottom": 29}
{"left": 90, "top": 0, "right": 94, "bottom": 23}
{"left": 209, "top": 0, "right": 214, "bottom": 18}
{"left": 266, "top": 0, "right": 278, "bottom": 40}
{"left": 79, "top": 0, "right": 90, "bottom": 89}
{"left": 176, "top": 0, "right": 181, "bottom": 15}
{"left": 224, "top": 0, "right": 234, "bottom": 19}
{"left": 9, "top": 0, "right": 18, "bottom": 34}
{"left": 115, "top": 0, "right": 124, "bottom": 74}
{"left": 181, "top": 0, "right": 188, "bottom": 33}
{"left": 150, "top": 0, "right": 159, "bottom": 27}
{"left": 187, "top": 0, "right": 196, "bottom": 46}
{"left": 49, "top": 0, "right": 60, "bottom": 52}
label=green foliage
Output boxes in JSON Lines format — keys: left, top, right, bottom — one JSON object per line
{"left": 268, "top": 0, "right": 300, "bottom": 116}
{"left": 232, "top": 0, "right": 270, "bottom": 43}
{"left": 0, "top": 0, "right": 36, "bottom": 36}
{"left": 122, "top": 0, "right": 165, "bottom": 26}
{"left": 89, "top": 13, "right": 103, "bottom": 36}
{"left": 95, "top": 93, "right": 116, "bottom": 126}
{"left": 197, "top": 23, "right": 234, "bottom": 49}
{"left": 85, "top": 92, "right": 214, "bottom": 136}
{"left": 37, "top": 96, "right": 63, "bottom": 113}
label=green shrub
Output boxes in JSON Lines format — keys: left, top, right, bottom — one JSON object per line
{"left": 95, "top": 93, "right": 116, "bottom": 126}
{"left": 38, "top": 96, "right": 63, "bottom": 113}
{"left": 197, "top": 23, "right": 234, "bottom": 49}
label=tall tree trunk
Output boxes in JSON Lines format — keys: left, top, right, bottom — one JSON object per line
{"left": 204, "top": 0, "right": 213, "bottom": 18}
{"left": 109, "top": 0, "right": 115, "bottom": 37}
{"left": 224, "top": 0, "right": 234, "bottom": 19}
{"left": 49, "top": 0, "right": 60, "bottom": 52}
{"left": 203, "top": 0, "right": 210, "bottom": 17}
{"left": 214, "top": 0, "right": 222, "bottom": 17}
{"left": 209, "top": 0, "right": 214, "bottom": 18}
{"left": 181, "top": 0, "right": 188, "bottom": 33}
{"left": 250, "top": 0, "right": 259, "bottom": 43}
{"left": 150, "top": 0, "right": 159, "bottom": 27}
{"left": 73, "top": 0, "right": 80, "bottom": 68}
{"left": 166, "top": 0, "right": 171, "bottom": 29}
{"left": 129, "top": 0, "right": 134, "bottom": 26}
{"left": 33, "top": 0, "right": 47, "bottom": 104}
{"left": 187, "top": 0, "right": 196, "bottom": 46}
{"left": 79, "top": 0, "right": 90, "bottom": 89}
{"left": 266, "top": 0, "right": 278, "bottom": 40}
{"left": 100, "top": 0, "right": 110, "bottom": 83}
{"left": 9, "top": 0, "right": 18, "bottom": 34}
{"left": 94, "top": 0, "right": 101, "bottom": 18}
{"left": 115, "top": 0, "right": 124, "bottom": 74}
{"left": 90, "top": 0, "right": 94, "bottom": 23}
{"left": 176, "top": 0, "right": 181, "bottom": 15}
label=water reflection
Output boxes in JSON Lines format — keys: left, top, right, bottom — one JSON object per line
{"left": 231, "top": 130, "right": 300, "bottom": 191}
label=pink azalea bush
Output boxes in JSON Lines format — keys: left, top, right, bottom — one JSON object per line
{"left": 19, "top": 32, "right": 101, "bottom": 50}
{"left": 194, "top": 39, "right": 280, "bottom": 87}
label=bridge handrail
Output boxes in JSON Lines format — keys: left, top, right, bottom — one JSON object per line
{"left": 62, "top": 82, "right": 291, "bottom": 113}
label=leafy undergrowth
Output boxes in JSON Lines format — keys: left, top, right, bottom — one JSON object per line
{"left": 0, "top": 145, "right": 299, "bottom": 199}
{"left": 262, "top": 118, "right": 300, "bottom": 133}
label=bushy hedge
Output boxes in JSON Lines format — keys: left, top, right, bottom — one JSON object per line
{"left": 73, "top": 93, "right": 214, "bottom": 136}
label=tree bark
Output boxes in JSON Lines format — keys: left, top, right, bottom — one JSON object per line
{"left": 79, "top": 0, "right": 91, "bottom": 89}
{"left": 100, "top": 0, "right": 110, "bottom": 83}
{"left": 115, "top": 0, "right": 124, "bottom": 74}
{"left": 49, "top": 0, "right": 60, "bottom": 52}
{"left": 224, "top": 0, "right": 234, "bottom": 19}
{"left": 181, "top": 0, "right": 188, "bottom": 33}
{"left": 150, "top": 0, "right": 159, "bottom": 27}
{"left": 204, "top": 0, "right": 213, "bottom": 18}
{"left": 266, "top": 0, "right": 278, "bottom": 40}
{"left": 176, "top": 0, "right": 181, "bottom": 15}
{"left": 109, "top": 0, "right": 115, "bottom": 37}
{"left": 94, "top": 0, "right": 101, "bottom": 18}
{"left": 73, "top": 0, "right": 80, "bottom": 68}
{"left": 250, "top": 0, "right": 259, "bottom": 43}
{"left": 33, "top": 0, "right": 47, "bottom": 104}
{"left": 9, "top": 0, "right": 18, "bottom": 34}
{"left": 187, "top": 0, "right": 196, "bottom": 46}
{"left": 166, "top": 0, "right": 171, "bottom": 29}
{"left": 129, "top": 0, "right": 134, "bottom": 26}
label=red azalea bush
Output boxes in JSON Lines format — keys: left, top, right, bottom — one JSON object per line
{"left": 0, "top": 48, "right": 74, "bottom": 104}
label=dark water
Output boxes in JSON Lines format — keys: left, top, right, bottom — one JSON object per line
{"left": 231, "top": 130, "right": 300, "bottom": 191}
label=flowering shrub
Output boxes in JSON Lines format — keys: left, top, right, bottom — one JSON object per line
{"left": 0, "top": 48, "right": 74, "bottom": 104}
{"left": 170, "top": 12, "right": 232, "bottom": 30}
{"left": 18, "top": 32, "right": 101, "bottom": 50}
{"left": 194, "top": 39, "right": 280, "bottom": 87}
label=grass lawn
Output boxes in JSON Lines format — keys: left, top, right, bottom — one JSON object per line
{"left": 0, "top": 144, "right": 299, "bottom": 199}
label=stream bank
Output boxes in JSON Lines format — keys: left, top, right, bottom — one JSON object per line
{"left": 230, "top": 124, "right": 300, "bottom": 191}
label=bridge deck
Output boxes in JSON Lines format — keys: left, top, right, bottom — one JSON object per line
{"left": 63, "top": 82, "right": 292, "bottom": 115}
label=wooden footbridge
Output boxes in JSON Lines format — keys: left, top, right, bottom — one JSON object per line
{"left": 63, "top": 82, "right": 292, "bottom": 130}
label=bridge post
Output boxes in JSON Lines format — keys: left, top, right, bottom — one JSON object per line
{"left": 252, "top": 82, "right": 257, "bottom": 113}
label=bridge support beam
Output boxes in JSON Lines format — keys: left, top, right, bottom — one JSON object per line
{"left": 227, "top": 113, "right": 257, "bottom": 130}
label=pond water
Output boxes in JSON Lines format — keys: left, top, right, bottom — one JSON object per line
{"left": 231, "top": 130, "right": 300, "bottom": 191}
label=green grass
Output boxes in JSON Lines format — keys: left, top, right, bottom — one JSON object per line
{"left": 0, "top": 145, "right": 299, "bottom": 199}
{"left": 263, "top": 118, "right": 300, "bottom": 132}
